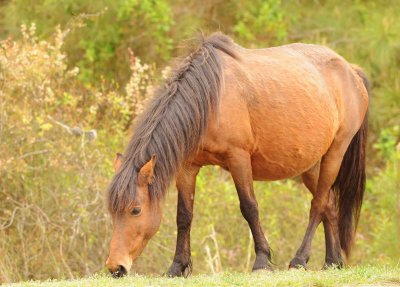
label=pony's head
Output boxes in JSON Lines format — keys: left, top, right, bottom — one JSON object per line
{"left": 106, "top": 154, "right": 162, "bottom": 277}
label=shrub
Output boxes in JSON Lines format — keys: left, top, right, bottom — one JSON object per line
{"left": 0, "top": 24, "right": 153, "bottom": 282}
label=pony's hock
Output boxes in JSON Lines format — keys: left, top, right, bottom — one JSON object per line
{"left": 106, "top": 32, "right": 369, "bottom": 276}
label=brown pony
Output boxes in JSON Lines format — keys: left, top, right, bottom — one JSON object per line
{"left": 106, "top": 32, "right": 369, "bottom": 277}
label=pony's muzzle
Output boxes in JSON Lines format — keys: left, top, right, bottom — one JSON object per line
{"left": 108, "top": 264, "right": 127, "bottom": 278}
{"left": 106, "top": 256, "right": 129, "bottom": 278}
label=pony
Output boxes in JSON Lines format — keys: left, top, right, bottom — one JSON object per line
{"left": 105, "top": 32, "right": 369, "bottom": 277}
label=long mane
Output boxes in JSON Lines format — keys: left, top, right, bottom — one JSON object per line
{"left": 107, "top": 32, "right": 239, "bottom": 213}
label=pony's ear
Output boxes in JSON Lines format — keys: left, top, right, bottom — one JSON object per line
{"left": 113, "top": 153, "right": 123, "bottom": 172}
{"left": 138, "top": 154, "right": 156, "bottom": 186}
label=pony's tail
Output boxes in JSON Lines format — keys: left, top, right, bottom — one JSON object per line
{"left": 333, "top": 67, "right": 370, "bottom": 258}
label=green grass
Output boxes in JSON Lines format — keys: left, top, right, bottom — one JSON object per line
{"left": 5, "top": 266, "right": 400, "bottom": 287}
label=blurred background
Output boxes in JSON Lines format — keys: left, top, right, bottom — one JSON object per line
{"left": 0, "top": 0, "right": 399, "bottom": 283}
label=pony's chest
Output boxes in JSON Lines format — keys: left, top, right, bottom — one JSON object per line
{"left": 192, "top": 149, "right": 229, "bottom": 170}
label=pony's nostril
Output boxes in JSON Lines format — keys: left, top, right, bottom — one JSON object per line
{"left": 118, "top": 265, "right": 127, "bottom": 276}
{"left": 111, "top": 265, "right": 127, "bottom": 278}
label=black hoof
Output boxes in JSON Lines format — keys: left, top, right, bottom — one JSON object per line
{"left": 289, "top": 257, "right": 307, "bottom": 269}
{"left": 252, "top": 252, "right": 273, "bottom": 272}
{"left": 252, "top": 266, "right": 273, "bottom": 272}
{"left": 165, "top": 261, "right": 192, "bottom": 278}
{"left": 322, "top": 260, "right": 344, "bottom": 270}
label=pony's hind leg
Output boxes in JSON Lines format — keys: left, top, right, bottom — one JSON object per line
{"left": 228, "top": 149, "right": 272, "bottom": 272}
{"left": 323, "top": 190, "right": 343, "bottom": 268}
{"left": 301, "top": 164, "right": 343, "bottom": 269}
{"left": 166, "top": 164, "right": 200, "bottom": 277}
{"left": 290, "top": 136, "right": 352, "bottom": 269}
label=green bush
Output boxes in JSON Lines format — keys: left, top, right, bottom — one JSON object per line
{"left": 0, "top": 24, "right": 145, "bottom": 282}
{"left": 1, "top": 0, "right": 173, "bottom": 83}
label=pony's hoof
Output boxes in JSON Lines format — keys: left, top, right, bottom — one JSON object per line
{"left": 165, "top": 262, "right": 191, "bottom": 278}
{"left": 322, "top": 261, "right": 344, "bottom": 270}
{"left": 252, "top": 252, "right": 273, "bottom": 272}
{"left": 289, "top": 258, "right": 307, "bottom": 270}
{"left": 252, "top": 266, "right": 273, "bottom": 273}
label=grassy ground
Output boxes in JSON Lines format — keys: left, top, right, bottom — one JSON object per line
{"left": 5, "top": 266, "right": 400, "bottom": 287}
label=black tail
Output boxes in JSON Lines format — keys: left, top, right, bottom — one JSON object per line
{"left": 333, "top": 67, "right": 370, "bottom": 258}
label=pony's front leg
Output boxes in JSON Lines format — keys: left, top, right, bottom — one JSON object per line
{"left": 228, "top": 150, "right": 272, "bottom": 272}
{"left": 166, "top": 164, "right": 200, "bottom": 277}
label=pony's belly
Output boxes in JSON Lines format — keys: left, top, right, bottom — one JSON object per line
{"left": 247, "top": 90, "right": 338, "bottom": 180}
{"left": 250, "top": 152, "right": 317, "bottom": 181}
{"left": 249, "top": 119, "right": 335, "bottom": 181}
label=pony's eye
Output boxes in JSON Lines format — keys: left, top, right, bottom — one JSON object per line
{"left": 131, "top": 207, "right": 142, "bottom": 216}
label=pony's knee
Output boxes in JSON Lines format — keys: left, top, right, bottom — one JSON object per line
{"left": 240, "top": 200, "right": 259, "bottom": 222}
